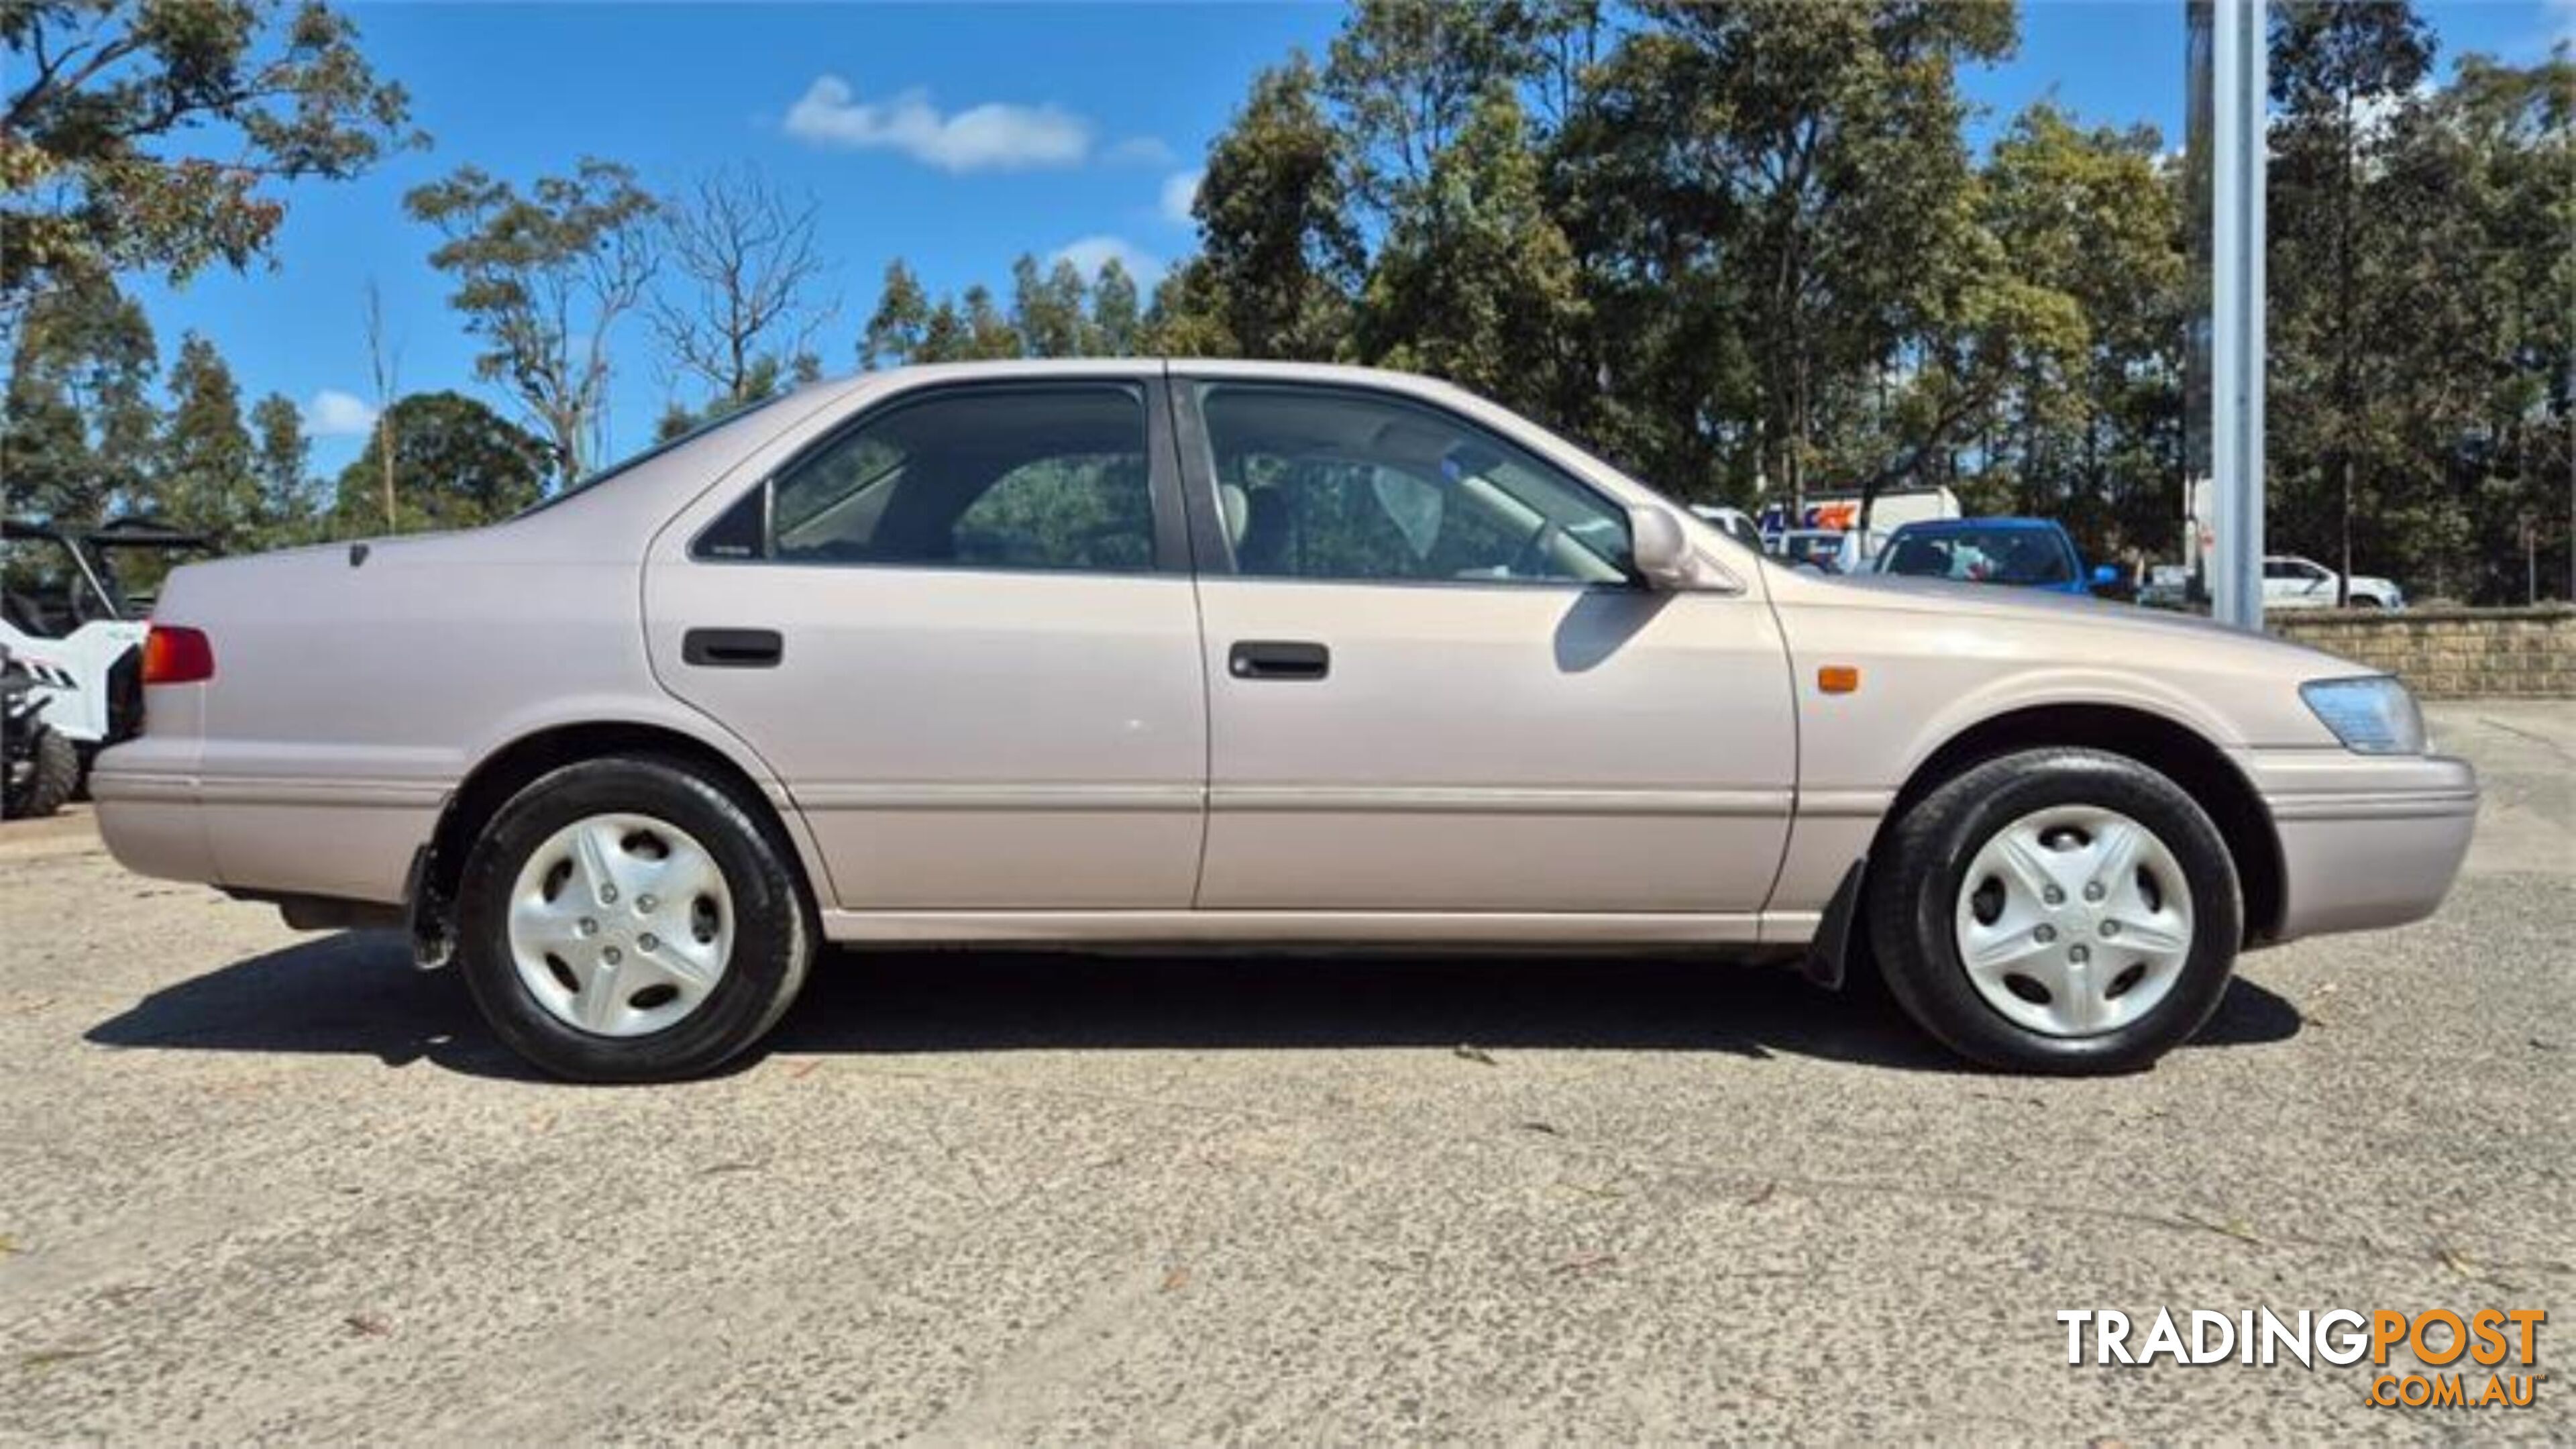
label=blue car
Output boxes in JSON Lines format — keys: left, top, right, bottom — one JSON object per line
{"left": 1872, "top": 517, "right": 2123, "bottom": 596}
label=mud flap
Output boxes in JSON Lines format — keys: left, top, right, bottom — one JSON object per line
{"left": 1801, "top": 857, "right": 1868, "bottom": 990}
{"left": 403, "top": 843, "right": 454, "bottom": 970}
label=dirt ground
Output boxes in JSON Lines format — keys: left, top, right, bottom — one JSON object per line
{"left": 1, "top": 701, "right": 2569, "bottom": 1444}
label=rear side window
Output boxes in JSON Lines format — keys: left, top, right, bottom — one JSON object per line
{"left": 700, "top": 386, "right": 1155, "bottom": 574}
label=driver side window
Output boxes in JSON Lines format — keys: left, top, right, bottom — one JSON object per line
{"left": 1195, "top": 385, "right": 1630, "bottom": 585}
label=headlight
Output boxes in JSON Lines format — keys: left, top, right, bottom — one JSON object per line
{"left": 2300, "top": 676, "right": 2426, "bottom": 755}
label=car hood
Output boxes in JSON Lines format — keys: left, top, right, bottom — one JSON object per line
{"left": 1783, "top": 568, "right": 2371, "bottom": 677}
{"left": 1760, "top": 568, "right": 2387, "bottom": 749}
{"left": 1829, "top": 569, "right": 2216, "bottom": 623}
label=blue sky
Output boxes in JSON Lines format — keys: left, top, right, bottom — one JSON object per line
{"left": 123, "top": 0, "right": 2569, "bottom": 476}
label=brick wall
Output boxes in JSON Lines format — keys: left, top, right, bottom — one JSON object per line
{"left": 2267, "top": 606, "right": 2575, "bottom": 699}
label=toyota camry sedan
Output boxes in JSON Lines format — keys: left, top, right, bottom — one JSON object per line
{"left": 92, "top": 362, "right": 2477, "bottom": 1082}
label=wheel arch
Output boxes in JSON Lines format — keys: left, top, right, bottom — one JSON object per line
{"left": 1872, "top": 702, "right": 2285, "bottom": 947}
{"left": 411, "top": 718, "right": 827, "bottom": 965}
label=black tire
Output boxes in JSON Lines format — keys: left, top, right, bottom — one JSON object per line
{"left": 6, "top": 727, "right": 79, "bottom": 819}
{"left": 455, "top": 755, "right": 814, "bottom": 1083}
{"left": 1865, "top": 747, "right": 2242, "bottom": 1075}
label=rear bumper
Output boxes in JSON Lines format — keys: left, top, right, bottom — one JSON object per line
{"left": 91, "top": 753, "right": 439, "bottom": 906}
{"left": 2237, "top": 749, "right": 2478, "bottom": 942}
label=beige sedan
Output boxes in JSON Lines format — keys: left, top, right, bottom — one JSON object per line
{"left": 93, "top": 362, "right": 2477, "bottom": 1081}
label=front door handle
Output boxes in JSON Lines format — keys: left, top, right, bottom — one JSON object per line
{"left": 682, "top": 628, "right": 783, "bottom": 669}
{"left": 1229, "top": 639, "right": 1329, "bottom": 681}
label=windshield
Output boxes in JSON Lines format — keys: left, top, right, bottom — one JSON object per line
{"left": 1881, "top": 527, "right": 2074, "bottom": 586}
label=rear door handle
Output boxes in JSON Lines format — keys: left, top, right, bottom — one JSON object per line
{"left": 1228, "top": 640, "right": 1329, "bottom": 681}
{"left": 682, "top": 628, "right": 783, "bottom": 669}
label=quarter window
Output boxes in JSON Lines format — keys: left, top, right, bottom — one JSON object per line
{"left": 716, "top": 386, "right": 1155, "bottom": 573}
{"left": 1195, "top": 386, "right": 1631, "bottom": 585}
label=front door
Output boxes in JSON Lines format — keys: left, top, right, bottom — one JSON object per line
{"left": 646, "top": 376, "right": 1208, "bottom": 910}
{"left": 1175, "top": 378, "right": 1796, "bottom": 914}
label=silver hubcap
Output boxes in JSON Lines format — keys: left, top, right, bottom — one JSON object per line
{"left": 507, "top": 813, "right": 734, "bottom": 1038}
{"left": 1953, "top": 804, "right": 2195, "bottom": 1038}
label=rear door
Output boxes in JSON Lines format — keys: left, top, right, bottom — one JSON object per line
{"left": 645, "top": 374, "right": 1208, "bottom": 910}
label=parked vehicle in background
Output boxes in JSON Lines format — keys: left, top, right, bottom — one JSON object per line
{"left": 1688, "top": 504, "right": 1764, "bottom": 553}
{"left": 1, "top": 648, "right": 80, "bottom": 819}
{"left": 1756, "top": 486, "right": 1962, "bottom": 539}
{"left": 0, "top": 517, "right": 212, "bottom": 792}
{"left": 1772, "top": 527, "right": 1884, "bottom": 574}
{"left": 93, "top": 361, "right": 2476, "bottom": 1083}
{"left": 2137, "top": 564, "right": 2195, "bottom": 612}
{"left": 1875, "top": 519, "right": 2122, "bottom": 598}
{"left": 2263, "top": 554, "right": 2404, "bottom": 610}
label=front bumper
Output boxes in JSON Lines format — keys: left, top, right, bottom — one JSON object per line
{"left": 2237, "top": 749, "right": 2479, "bottom": 942}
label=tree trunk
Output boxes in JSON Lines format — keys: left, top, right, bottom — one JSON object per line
{"left": 2332, "top": 89, "right": 2359, "bottom": 608}
{"left": 2339, "top": 453, "right": 2355, "bottom": 606}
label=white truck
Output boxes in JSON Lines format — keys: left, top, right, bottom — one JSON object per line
{"left": 2263, "top": 554, "right": 2406, "bottom": 610}
{"left": 1754, "top": 485, "right": 1962, "bottom": 542}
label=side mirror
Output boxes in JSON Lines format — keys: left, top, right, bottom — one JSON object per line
{"left": 2090, "top": 564, "right": 2122, "bottom": 590}
{"left": 1627, "top": 506, "right": 1714, "bottom": 590}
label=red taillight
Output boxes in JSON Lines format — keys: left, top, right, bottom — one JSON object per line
{"left": 142, "top": 625, "right": 214, "bottom": 685}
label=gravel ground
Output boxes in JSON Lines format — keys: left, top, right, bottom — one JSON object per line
{"left": 1, "top": 701, "right": 2569, "bottom": 1444}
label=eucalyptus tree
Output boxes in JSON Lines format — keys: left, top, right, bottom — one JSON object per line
{"left": 1, "top": 0, "right": 417, "bottom": 327}
{"left": 407, "top": 158, "right": 660, "bottom": 484}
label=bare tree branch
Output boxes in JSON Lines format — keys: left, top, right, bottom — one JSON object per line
{"left": 647, "top": 164, "right": 839, "bottom": 409}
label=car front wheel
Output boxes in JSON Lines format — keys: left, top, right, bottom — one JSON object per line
{"left": 456, "top": 756, "right": 813, "bottom": 1083}
{"left": 1866, "top": 747, "right": 2243, "bottom": 1074}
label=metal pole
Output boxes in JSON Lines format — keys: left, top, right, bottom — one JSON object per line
{"left": 2208, "top": 0, "right": 2266, "bottom": 629}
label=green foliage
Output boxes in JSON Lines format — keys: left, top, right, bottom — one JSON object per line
{"left": 1, "top": 270, "right": 157, "bottom": 524}
{"left": 246, "top": 390, "right": 319, "bottom": 547}
{"left": 1090, "top": 259, "right": 1142, "bottom": 357}
{"left": 959, "top": 284, "right": 1023, "bottom": 360}
{"left": 156, "top": 331, "right": 259, "bottom": 546}
{"left": 1325, "top": 0, "right": 1547, "bottom": 209}
{"left": 652, "top": 350, "right": 814, "bottom": 441}
{"left": 1954, "top": 103, "right": 2181, "bottom": 551}
{"left": 1355, "top": 87, "right": 1582, "bottom": 420}
{"left": 1554, "top": 0, "right": 2016, "bottom": 507}
{"left": 1010, "top": 254, "right": 1089, "bottom": 358}
{"left": 331, "top": 389, "right": 546, "bottom": 535}
{"left": 861, "top": 259, "right": 930, "bottom": 368}
{"left": 405, "top": 158, "right": 658, "bottom": 482}
{"left": 1171, "top": 52, "right": 1364, "bottom": 360}
{"left": 2, "top": 0, "right": 419, "bottom": 314}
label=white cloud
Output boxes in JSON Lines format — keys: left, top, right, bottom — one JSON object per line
{"left": 303, "top": 388, "right": 378, "bottom": 438}
{"left": 1159, "top": 168, "right": 1202, "bottom": 226}
{"left": 783, "top": 75, "right": 1091, "bottom": 172}
{"left": 1105, "top": 136, "right": 1177, "bottom": 168}
{"left": 1052, "top": 235, "right": 1162, "bottom": 284}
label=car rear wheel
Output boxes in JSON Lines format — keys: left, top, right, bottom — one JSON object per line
{"left": 1866, "top": 747, "right": 2242, "bottom": 1074}
{"left": 456, "top": 756, "right": 812, "bottom": 1083}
